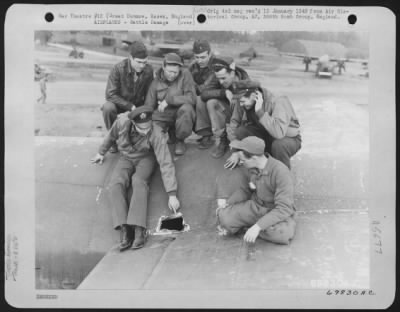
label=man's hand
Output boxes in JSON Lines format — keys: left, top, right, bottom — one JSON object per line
{"left": 131, "top": 105, "right": 136, "bottom": 111}
{"left": 225, "top": 89, "right": 233, "bottom": 103}
{"left": 243, "top": 224, "right": 261, "bottom": 243}
{"left": 158, "top": 100, "right": 168, "bottom": 113}
{"left": 91, "top": 153, "right": 104, "bottom": 165}
{"left": 168, "top": 195, "right": 180, "bottom": 214}
{"left": 224, "top": 152, "right": 240, "bottom": 169}
{"left": 254, "top": 90, "right": 263, "bottom": 113}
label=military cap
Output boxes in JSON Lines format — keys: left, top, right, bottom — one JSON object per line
{"left": 193, "top": 39, "right": 211, "bottom": 54}
{"left": 128, "top": 106, "right": 153, "bottom": 123}
{"left": 230, "top": 136, "right": 265, "bottom": 155}
{"left": 129, "top": 41, "right": 148, "bottom": 59}
{"left": 164, "top": 53, "right": 183, "bottom": 66}
{"left": 241, "top": 87, "right": 259, "bottom": 98}
{"left": 212, "top": 56, "right": 235, "bottom": 72}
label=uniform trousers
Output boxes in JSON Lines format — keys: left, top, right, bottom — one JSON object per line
{"left": 194, "top": 96, "right": 212, "bottom": 137}
{"left": 107, "top": 155, "right": 156, "bottom": 229}
{"left": 102, "top": 101, "right": 130, "bottom": 130}
{"left": 216, "top": 168, "right": 296, "bottom": 245}
{"left": 196, "top": 98, "right": 232, "bottom": 138}
{"left": 152, "top": 104, "right": 195, "bottom": 140}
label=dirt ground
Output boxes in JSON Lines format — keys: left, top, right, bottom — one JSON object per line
{"left": 34, "top": 43, "right": 369, "bottom": 157}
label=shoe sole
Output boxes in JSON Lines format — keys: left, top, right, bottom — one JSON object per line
{"left": 131, "top": 243, "right": 144, "bottom": 249}
{"left": 119, "top": 242, "right": 133, "bottom": 252}
{"left": 197, "top": 144, "right": 213, "bottom": 150}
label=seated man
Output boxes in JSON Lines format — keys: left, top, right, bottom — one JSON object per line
{"left": 200, "top": 56, "right": 260, "bottom": 158}
{"left": 226, "top": 87, "right": 301, "bottom": 169}
{"left": 188, "top": 39, "right": 216, "bottom": 149}
{"left": 145, "top": 53, "right": 196, "bottom": 156}
{"left": 102, "top": 41, "right": 154, "bottom": 152}
{"left": 216, "top": 136, "right": 296, "bottom": 245}
{"left": 91, "top": 106, "right": 180, "bottom": 251}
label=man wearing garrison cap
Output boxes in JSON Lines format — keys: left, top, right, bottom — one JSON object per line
{"left": 199, "top": 55, "right": 260, "bottom": 158}
{"left": 188, "top": 39, "right": 216, "bottom": 149}
{"left": 101, "top": 41, "right": 154, "bottom": 153}
{"left": 215, "top": 136, "right": 297, "bottom": 245}
{"left": 91, "top": 106, "right": 181, "bottom": 251}
{"left": 225, "top": 86, "right": 301, "bottom": 169}
{"left": 144, "top": 53, "right": 196, "bottom": 156}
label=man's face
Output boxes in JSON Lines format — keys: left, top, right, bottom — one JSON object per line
{"left": 130, "top": 56, "right": 148, "bottom": 73}
{"left": 239, "top": 95, "right": 256, "bottom": 110}
{"left": 238, "top": 151, "right": 257, "bottom": 169}
{"left": 194, "top": 50, "right": 211, "bottom": 68}
{"left": 215, "top": 68, "right": 235, "bottom": 89}
{"left": 133, "top": 120, "right": 152, "bottom": 132}
{"left": 163, "top": 64, "right": 181, "bottom": 82}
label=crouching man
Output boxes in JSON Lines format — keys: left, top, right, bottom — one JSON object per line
{"left": 216, "top": 136, "right": 296, "bottom": 245}
{"left": 91, "top": 106, "right": 180, "bottom": 251}
{"left": 145, "top": 53, "right": 196, "bottom": 156}
{"left": 227, "top": 87, "right": 301, "bottom": 169}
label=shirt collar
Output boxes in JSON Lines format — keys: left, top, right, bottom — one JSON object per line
{"left": 127, "top": 58, "right": 141, "bottom": 76}
{"left": 260, "top": 156, "right": 273, "bottom": 176}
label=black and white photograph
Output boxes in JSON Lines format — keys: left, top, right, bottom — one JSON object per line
{"left": 4, "top": 5, "right": 395, "bottom": 309}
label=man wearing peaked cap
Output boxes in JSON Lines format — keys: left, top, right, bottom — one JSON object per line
{"left": 226, "top": 85, "right": 301, "bottom": 169}
{"left": 91, "top": 106, "right": 181, "bottom": 252}
{"left": 197, "top": 54, "right": 260, "bottom": 159}
{"left": 144, "top": 52, "right": 196, "bottom": 156}
{"left": 188, "top": 39, "right": 216, "bottom": 150}
{"left": 101, "top": 40, "right": 154, "bottom": 153}
{"left": 215, "top": 136, "right": 297, "bottom": 245}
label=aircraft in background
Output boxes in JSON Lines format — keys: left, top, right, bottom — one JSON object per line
{"left": 281, "top": 52, "right": 368, "bottom": 78}
{"left": 122, "top": 31, "right": 194, "bottom": 60}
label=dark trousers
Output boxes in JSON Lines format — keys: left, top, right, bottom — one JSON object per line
{"left": 195, "top": 96, "right": 212, "bottom": 136}
{"left": 107, "top": 155, "right": 156, "bottom": 229}
{"left": 101, "top": 101, "right": 129, "bottom": 130}
{"left": 216, "top": 168, "right": 296, "bottom": 245}
{"left": 152, "top": 104, "right": 195, "bottom": 141}
{"left": 234, "top": 125, "right": 301, "bottom": 169}
{"left": 196, "top": 98, "right": 232, "bottom": 138}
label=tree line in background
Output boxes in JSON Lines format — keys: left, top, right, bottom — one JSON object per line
{"left": 35, "top": 30, "right": 369, "bottom": 58}
{"left": 142, "top": 31, "right": 368, "bottom": 51}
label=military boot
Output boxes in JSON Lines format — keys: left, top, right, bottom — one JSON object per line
{"left": 197, "top": 135, "right": 213, "bottom": 149}
{"left": 211, "top": 136, "right": 229, "bottom": 159}
{"left": 175, "top": 140, "right": 186, "bottom": 156}
{"left": 131, "top": 225, "right": 147, "bottom": 249}
{"left": 119, "top": 224, "right": 134, "bottom": 252}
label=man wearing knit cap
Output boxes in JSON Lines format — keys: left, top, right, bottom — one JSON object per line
{"left": 226, "top": 87, "right": 301, "bottom": 169}
{"left": 215, "top": 136, "right": 297, "bottom": 245}
{"left": 101, "top": 41, "right": 154, "bottom": 153}
{"left": 144, "top": 53, "right": 196, "bottom": 156}
{"left": 91, "top": 106, "right": 180, "bottom": 251}
{"left": 199, "top": 55, "right": 260, "bottom": 158}
{"left": 189, "top": 39, "right": 216, "bottom": 149}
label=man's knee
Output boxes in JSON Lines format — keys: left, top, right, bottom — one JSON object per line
{"left": 102, "top": 101, "right": 118, "bottom": 114}
{"left": 131, "top": 175, "right": 150, "bottom": 190}
{"left": 206, "top": 99, "right": 222, "bottom": 112}
{"left": 234, "top": 126, "right": 251, "bottom": 140}
{"left": 178, "top": 103, "right": 195, "bottom": 118}
{"left": 259, "top": 217, "right": 296, "bottom": 244}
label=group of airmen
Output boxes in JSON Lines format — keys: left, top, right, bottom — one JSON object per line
{"left": 91, "top": 39, "right": 302, "bottom": 251}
